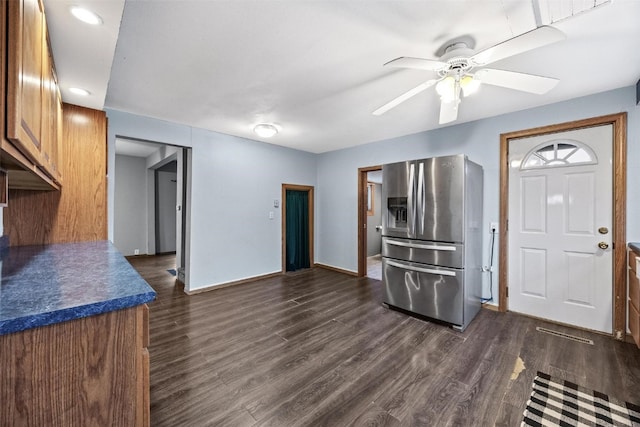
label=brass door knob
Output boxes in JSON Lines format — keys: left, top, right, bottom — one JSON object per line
{"left": 598, "top": 242, "right": 609, "bottom": 249}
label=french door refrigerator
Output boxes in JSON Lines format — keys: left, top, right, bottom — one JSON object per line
{"left": 381, "top": 154, "right": 483, "bottom": 331}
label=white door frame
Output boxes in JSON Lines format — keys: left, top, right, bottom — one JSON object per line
{"left": 498, "top": 113, "right": 627, "bottom": 339}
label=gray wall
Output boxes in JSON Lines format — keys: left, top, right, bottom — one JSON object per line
{"left": 366, "top": 183, "right": 382, "bottom": 257}
{"left": 316, "top": 85, "right": 640, "bottom": 306}
{"left": 114, "top": 154, "right": 147, "bottom": 256}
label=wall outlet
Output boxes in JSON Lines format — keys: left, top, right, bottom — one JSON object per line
{"left": 269, "top": 211, "right": 274, "bottom": 220}
{"left": 274, "top": 200, "right": 279, "bottom": 208}
{"left": 134, "top": 249, "right": 140, "bottom": 255}
{"left": 490, "top": 222, "right": 499, "bottom": 232}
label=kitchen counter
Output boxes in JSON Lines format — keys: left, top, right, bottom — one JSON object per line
{"left": 629, "top": 242, "right": 640, "bottom": 256}
{"left": 0, "top": 240, "right": 156, "bottom": 335}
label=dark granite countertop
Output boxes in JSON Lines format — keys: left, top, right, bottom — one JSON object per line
{"left": 0, "top": 241, "right": 156, "bottom": 336}
{"left": 630, "top": 243, "right": 640, "bottom": 255}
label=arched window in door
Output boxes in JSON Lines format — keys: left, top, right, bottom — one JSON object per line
{"left": 520, "top": 139, "right": 597, "bottom": 170}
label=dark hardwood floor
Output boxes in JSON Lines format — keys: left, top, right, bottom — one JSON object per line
{"left": 127, "top": 255, "right": 640, "bottom": 426}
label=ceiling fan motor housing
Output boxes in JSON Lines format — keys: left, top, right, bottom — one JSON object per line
{"left": 439, "top": 44, "right": 475, "bottom": 77}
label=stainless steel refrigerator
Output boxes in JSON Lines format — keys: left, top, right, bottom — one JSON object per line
{"left": 381, "top": 154, "right": 483, "bottom": 331}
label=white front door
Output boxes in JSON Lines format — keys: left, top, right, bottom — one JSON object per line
{"left": 508, "top": 125, "right": 613, "bottom": 333}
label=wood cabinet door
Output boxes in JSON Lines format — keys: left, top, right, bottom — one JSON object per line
{"left": 40, "top": 30, "right": 58, "bottom": 179}
{"left": 6, "top": 0, "right": 44, "bottom": 165}
{"left": 55, "top": 87, "right": 63, "bottom": 183}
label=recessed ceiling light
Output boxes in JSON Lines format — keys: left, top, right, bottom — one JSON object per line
{"left": 254, "top": 123, "right": 280, "bottom": 138}
{"left": 70, "top": 6, "right": 103, "bottom": 25}
{"left": 69, "top": 87, "right": 91, "bottom": 96}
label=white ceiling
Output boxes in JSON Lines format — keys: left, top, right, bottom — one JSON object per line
{"left": 44, "top": 0, "right": 640, "bottom": 154}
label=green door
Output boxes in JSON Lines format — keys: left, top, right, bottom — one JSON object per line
{"left": 286, "top": 189, "right": 310, "bottom": 272}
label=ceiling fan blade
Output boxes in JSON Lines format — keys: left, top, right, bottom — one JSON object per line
{"left": 384, "top": 57, "right": 447, "bottom": 71}
{"left": 372, "top": 79, "right": 438, "bottom": 115}
{"left": 474, "top": 68, "right": 559, "bottom": 94}
{"left": 439, "top": 100, "right": 459, "bottom": 124}
{"left": 470, "top": 26, "right": 565, "bottom": 66}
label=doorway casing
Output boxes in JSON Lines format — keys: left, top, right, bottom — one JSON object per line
{"left": 498, "top": 112, "right": 627, "bottom": 339}
{"left": 357, "top": 165, "right": 383, "bottom": 277}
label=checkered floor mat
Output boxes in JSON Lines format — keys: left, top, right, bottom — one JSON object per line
{"left": 522, "top": 372, "right": 640, "bottom": 426}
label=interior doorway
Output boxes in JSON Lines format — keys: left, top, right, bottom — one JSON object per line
{"left": 357, "top": 165, "right": 383, "bottom": 278}
{"left": 499, "top": 113, "right": 627, "bottom": 339}
{"left": 281, "top": 184, "right": 314, "bottom": 273}
{"left": 155, "top": 161, "right": 177, "bottom": 254}
{"left": 113, "top": 138, "right": 192, "bottom": 285}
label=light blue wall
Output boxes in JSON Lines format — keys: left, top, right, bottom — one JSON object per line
{"left": 316, "top": 85, "right": 639, "bottom": 305}
{"left": 114, "top": 154, "right": 148, "bottom": 256}
{"left": 106, "top": 85, "right": 638, "bottom": 298}
{"left": 188, "top": 128, "right": 316, "bottom": 287}
{"left": 106, "top": 109, "right": 317, "bottom": 291}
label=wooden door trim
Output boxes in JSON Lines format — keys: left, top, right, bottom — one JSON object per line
{"left": 357, "top": 166, "right": 382, "bottom": 277}
{"left": 281, "top": 184, "right": 315, "bottom": 273}
{"left": 499, "top": 112, "right": 627, "bottom": 339}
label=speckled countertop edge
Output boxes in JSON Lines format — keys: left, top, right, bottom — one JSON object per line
{"left": 0, "top": 241, "right": 156, "bottom": 336}
{"left": 630, "top": 243, "right": 640, "bottom": 256}
{"left": 0, "top": 292, "right": 156, "bottom": 335}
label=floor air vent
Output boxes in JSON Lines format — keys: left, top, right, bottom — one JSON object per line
{"left": 535, "top": 326, "right": 594, "bottom": 345}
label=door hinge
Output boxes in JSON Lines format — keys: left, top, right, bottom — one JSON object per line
{"left": 506, "top": 287, "right": 509, "bottom": 298}
{"left": 506, "top": 220, "right": 508, "bottom": 231}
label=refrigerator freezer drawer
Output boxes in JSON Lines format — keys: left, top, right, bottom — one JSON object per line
{"left": 382, "top": 237, "right": 463, "bottom": 268}
{"left": 382, "top": 258, "right": 463, "bottom": 325}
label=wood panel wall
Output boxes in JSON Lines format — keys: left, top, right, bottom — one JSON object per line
{"left": 3, "top": 104, "right": 107, "bottom": 245}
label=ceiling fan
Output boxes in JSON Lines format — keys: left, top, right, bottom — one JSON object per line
{"left": 372, "top": 26, "right": 566, "bottom": 124}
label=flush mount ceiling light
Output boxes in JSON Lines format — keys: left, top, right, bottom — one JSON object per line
{"left": 70, "top": 6, "right": 103, "bottom": 25}
{"left": 69, "top": 87, "right": 91, "bottom": 96}
{"left": 253, "top": 123, "right": 280, "bottom": 138}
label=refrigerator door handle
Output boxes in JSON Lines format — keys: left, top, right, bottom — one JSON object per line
{"left": 408, "top": 163, "right": 415, "bottom": 237}
{"left": 385, "top": 239, "right": 456, "bottom": 251}
{"left": 386, "top": 259, "right": 457, "bottom": 277}
{"left": 417, "top": 162, "right": 425, "bottom": 235}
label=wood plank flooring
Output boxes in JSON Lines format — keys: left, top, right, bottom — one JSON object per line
{"left": 127, "top": 255, "right": 640, "bottom": 426}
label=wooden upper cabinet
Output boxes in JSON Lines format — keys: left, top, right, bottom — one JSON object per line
{"left": 3, "top": 0, "right": 63, "bottom": 189}
{"left": 6, "top": 0, "right": 44, "bottom": 165}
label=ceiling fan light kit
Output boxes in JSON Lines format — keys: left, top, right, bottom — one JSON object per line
{"left": 373, "top": 25, "right": 566, "bottom": 125}
{"left": 435, "top": 74, "right": 480, "bottom": 103}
